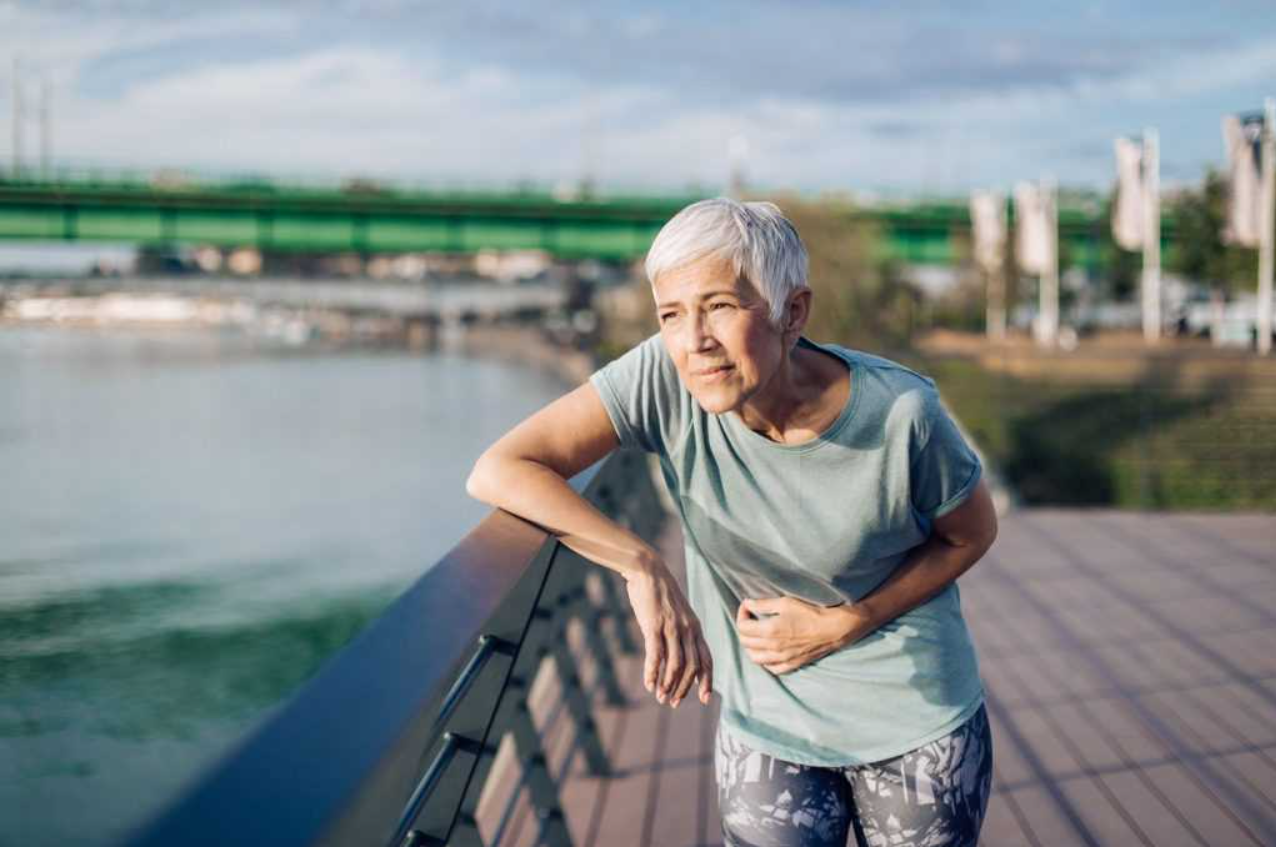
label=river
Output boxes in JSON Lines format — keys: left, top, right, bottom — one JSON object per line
{"left": 0, "top": 324, "right": 572, "bottom": 846}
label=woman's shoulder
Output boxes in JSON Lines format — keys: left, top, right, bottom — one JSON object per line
{"left": 815, "top": 340, "right": 936, "bottom": 392}
{"left": 812, "top": 342, "right": 944, "bottom": 440}
{"left": 588, "top": 332, "right": 692, "bottom": 454}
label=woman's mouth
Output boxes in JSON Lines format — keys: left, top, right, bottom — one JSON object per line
{"left": 696, "top": 364, "right": 734, "bottom": 382}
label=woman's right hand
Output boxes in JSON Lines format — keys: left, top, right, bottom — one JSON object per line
{"left": 625, "top": 562, "right": 713, "bottom": 707}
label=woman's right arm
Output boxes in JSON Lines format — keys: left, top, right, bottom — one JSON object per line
{"left": 466, "top": 381, "right": 713, "bottom": 707}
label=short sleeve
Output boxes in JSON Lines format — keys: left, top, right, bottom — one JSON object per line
{"left": 588, "top": 333, "right": 690, "bottom": 455}
{"left": 910, "top": 388, "right": 983, "bottom": 520}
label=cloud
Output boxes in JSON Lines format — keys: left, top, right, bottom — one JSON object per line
{"left": 11, "top": 1, "right": 1240, "bottom": 107}
{"left": 49, "top": 45, "right": 655, "bottom": 186}
{"left": 4, "top": 1, "right": 1275, "bottom": 192}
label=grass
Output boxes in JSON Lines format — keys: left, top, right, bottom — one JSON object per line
{"left": 900, "top": 349, "right": 1276, "bottom": 511}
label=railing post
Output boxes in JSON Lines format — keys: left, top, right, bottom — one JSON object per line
{"left": 593, "top": 569, "right": 639, "bottom": 656}
{"left": 509, "top": 700, "right": 574, "bottom": 847}
{"left": 590, "top": 455, "right": 650, "bottom": 658}
{"left": 385, "top": 516, "right": 570, "bottom": 847}
{"left": 445, "top": 546, "right": 587, "bottom": 847}
{"left": 576, "top": 570, "right": 630, "bottom": 706}
{"left": 548, "top": 585, "right": 611, "bottom": 776}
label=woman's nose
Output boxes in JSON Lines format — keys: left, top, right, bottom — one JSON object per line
{"left": 687, "top": 312, "right": 717, "bottom": 351}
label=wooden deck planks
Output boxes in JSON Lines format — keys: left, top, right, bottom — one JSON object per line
{"left": 974, "top": 509, "right": 1276, "bottom": 846}
{"left": 1097, "top": 769, "right": 1212, "bottom": 847}
{"left": 1055, "top": 777, "right": 1155, "bottom": 846}
{"left": 473, "top": 508, "right": 1275, "bottom": 846}
{"left": 1140, "top": 763, "right": 1266, "bottom": 846}
{"left": 979, "top": 791, "right": 1038, "bottom": 846}
{"left": 648, "top": 691, "right": 714, "bottom": 847}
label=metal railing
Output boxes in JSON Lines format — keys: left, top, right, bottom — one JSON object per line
{"left": 118, "top": 448, "right": 665, "bottom": 847}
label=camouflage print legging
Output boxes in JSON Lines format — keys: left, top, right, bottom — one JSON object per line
{"left": 715, "top": 703, "right": 993, "bottom": 847}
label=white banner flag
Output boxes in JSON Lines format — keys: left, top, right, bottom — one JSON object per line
{"left": 1014, "top": 181, "right": 1053, "bottom": 276}
{"left": 1112, "top": 136, "right": 1144, "bottom": 250}
{"left": 969, "top": 190, "right": 1005, "bottom": 272}
{"left": 1222, "top": 114, "right": 1263, "bottom": 248}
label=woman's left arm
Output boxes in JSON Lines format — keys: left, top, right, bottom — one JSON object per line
{"left": 737, "top": 479, "right": 998, "bottom": 674}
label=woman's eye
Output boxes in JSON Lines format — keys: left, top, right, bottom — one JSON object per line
{"left": 659, "top": 313, "right": 677, "bottom": 323}
{"left": 710, "top": 302, "right": 733, "bottom": 311}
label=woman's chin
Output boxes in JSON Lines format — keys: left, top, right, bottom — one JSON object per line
{"left": 691, "top": 388, "right": 741, "bottom": 416}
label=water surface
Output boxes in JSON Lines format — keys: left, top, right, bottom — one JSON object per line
{"left": 0, "top": 325, "right": 569, "bottom": 846}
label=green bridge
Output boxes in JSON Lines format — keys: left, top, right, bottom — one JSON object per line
{"left": 0, "top": 171, "right": 1174, "bottom": 272}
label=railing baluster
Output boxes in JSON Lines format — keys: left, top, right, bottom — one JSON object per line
{"left": 594, "top": 570, "right": 639, "bottom": 656}
{"left": 576, "top": 571, "right": 629, "bottom": 707}
{"left": 400, "top": 451, "right": 657, "bottom": 845}
{"left": 509, "top": 702, "right": 574, "bottom": 847}
{"left": 390, "top": 732, "right": 471, "bottom": 847}
{"left": 433, "top": 635, "right": 515, "bottom": 738}
{"left": 549, "top": 629, "right": 610, "bottom": 777}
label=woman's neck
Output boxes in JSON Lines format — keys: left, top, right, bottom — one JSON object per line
{"left": 734, "top": 341, "right": 848, "bottom": 445}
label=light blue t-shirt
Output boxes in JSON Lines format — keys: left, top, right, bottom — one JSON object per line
{"left": 589, "top": 332, "right": 986, "bottom": 766}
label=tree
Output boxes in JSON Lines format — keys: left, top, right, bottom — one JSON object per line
{"left": 773, "top": 196, "right": 920, "bottom": 351}
{"left": 1171, "top": 168, "right": 1258, "bottom": 297}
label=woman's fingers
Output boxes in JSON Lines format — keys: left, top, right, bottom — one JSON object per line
{"left": 643, "top": 625, "right": 663, "bottom": 694}
{"left": 745, "top": 646, "right": 790, "bottom": 665}
{"left": 660, "top": 624, "right": 684, "bottom": 702}
{"left": 670, "top": 629, "right": 700, "bottom": 706}
{"left": 628, "top": 571, "right": 713, "bottom": 708}
{"left": 737, "top": 632, "right": 781, "bottom": 650}
{"left": 749, "top": 646, "right": 798, "bottom": 674}
{"left": 696, "top": 635, "right": 714, "bottom": 704}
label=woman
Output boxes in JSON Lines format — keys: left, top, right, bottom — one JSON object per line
{"left": 466, "top": 198, "right": 997, "bottom": 847}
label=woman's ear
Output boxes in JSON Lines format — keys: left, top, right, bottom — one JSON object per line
{"left": 783, "top": 287, "right": 812, "bottom": 343}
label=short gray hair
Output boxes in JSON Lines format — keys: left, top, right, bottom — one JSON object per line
{"left": 644, "top": 197, "right": 809, "bottom": 327}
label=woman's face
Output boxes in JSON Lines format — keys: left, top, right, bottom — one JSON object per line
{"left": 652, "top": 253, "right": 785, "bottom": 415}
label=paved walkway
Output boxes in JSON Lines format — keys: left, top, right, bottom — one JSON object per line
{"left": 478, "top": 509, "right": 1276, "bottom": 846}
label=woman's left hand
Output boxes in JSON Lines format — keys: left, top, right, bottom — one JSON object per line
{"left": 735, "top": 596, "right": 868, "bottom": 675}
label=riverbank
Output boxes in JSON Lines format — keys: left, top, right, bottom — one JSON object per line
{"left": 0, "top": 289, "right": 422, "bottom": 348}
{"left": 0, "top": 276, "right": 571, "bottom": 353}
{"left": 453, "top": 323, "right": 596, "bottom": 389}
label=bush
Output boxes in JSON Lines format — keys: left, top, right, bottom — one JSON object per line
{"left": 772, "top": 196, "right": 920, "bottom": 351}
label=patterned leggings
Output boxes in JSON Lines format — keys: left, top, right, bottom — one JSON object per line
{"left": 714, "top": 703, "right": 994, "bottom": 847}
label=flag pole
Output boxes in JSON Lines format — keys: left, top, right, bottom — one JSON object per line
{"left": 1258, "top": 98, "right": 1275, "bottom": 355}
{"left": 990, "top": 195, "right": 1008, "bottom": 341}
{"left": 972, "top": 189, "right": 1008, "bottom": 342}
{"left": 1040, "top": 177, "right": 1059, "bottom": 347}
{"left": 1142, "top": 128, "right": 1161, "bottom": 344}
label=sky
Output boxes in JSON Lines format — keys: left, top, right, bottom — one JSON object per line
{"left": 1, "top": 0, "right": 1274, "bottom": 196}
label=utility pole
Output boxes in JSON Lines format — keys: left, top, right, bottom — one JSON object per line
{"left": 39, "top": 73, "right": 51, "bottom": 177}
{"left": 580, "top": 92, "right": 597, "bottom": 198}
{"left": 1259, "top": 98, "right": 1275, "bottom": 355}
{"left": 1141, "top": 128, "right": 1161, "bottom": 344}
